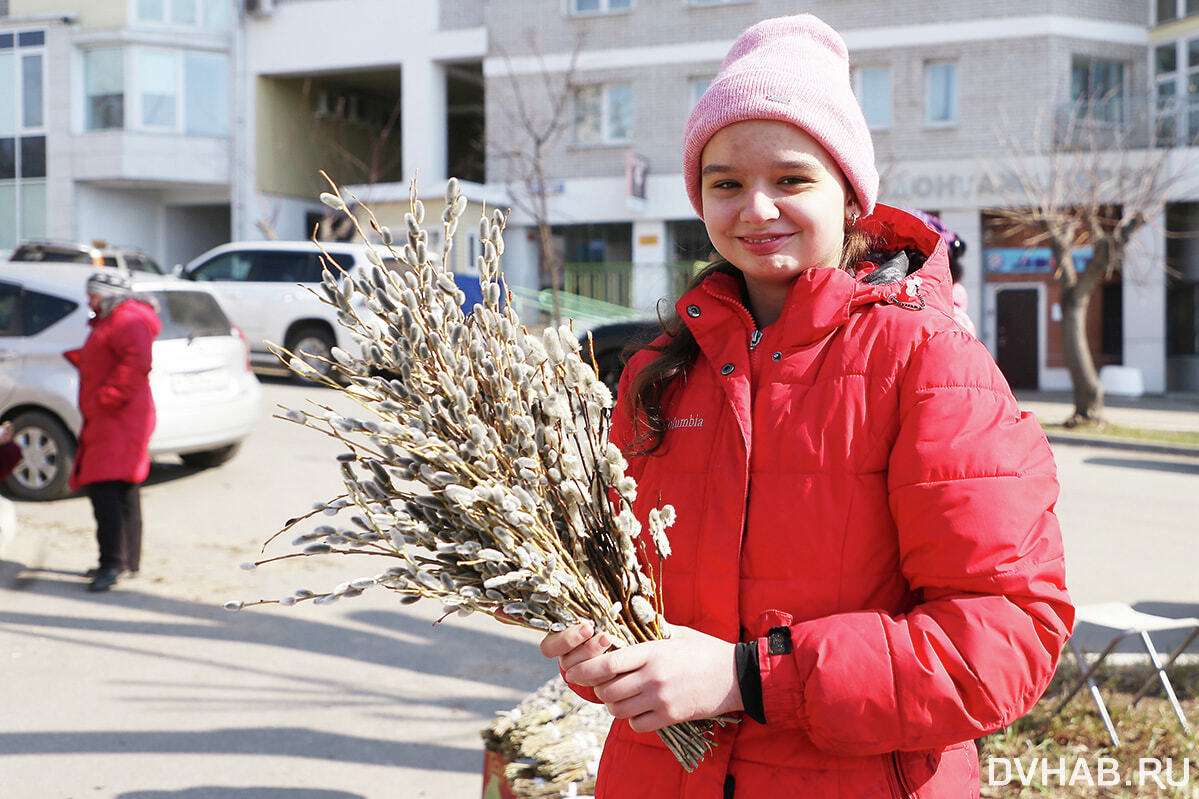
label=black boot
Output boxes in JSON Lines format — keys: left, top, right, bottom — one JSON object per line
{"left": 87, "top": 567, "right": 121, "bottom": 592}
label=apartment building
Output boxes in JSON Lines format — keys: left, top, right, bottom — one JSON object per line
{"left": 4, "top": 0, "right": 1197, "bottom": 391}
{"left": 1, "top": 0, "right": 235, "bottom": 269}
{"left": 484, "top": 0, "right": 1186, "bottom": 393}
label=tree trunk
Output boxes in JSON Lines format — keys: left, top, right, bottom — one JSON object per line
{"left": 538, "top": 218, "right": 562, "bottom": 324}
{"left": 1058, "top": 283, "right": 1105, "bottom": 426}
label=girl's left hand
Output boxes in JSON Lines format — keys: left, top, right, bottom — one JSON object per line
{"left": 562, "top": 625, "right": 743, "bottom": 733}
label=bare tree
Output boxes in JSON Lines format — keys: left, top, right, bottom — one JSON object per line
{"left": 491, "top": 29, "right": 584, "bottom": 323}
{"left": 988, "top": 96, "right": 1182, "bottom": 426}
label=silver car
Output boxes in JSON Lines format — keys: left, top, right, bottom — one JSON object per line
{"left": 0, "top": 263, "right": 263, "bottom": 501}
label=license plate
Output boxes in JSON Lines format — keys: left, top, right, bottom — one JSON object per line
{"left": 170, "top": 368, "right": 229, "bottom": 394}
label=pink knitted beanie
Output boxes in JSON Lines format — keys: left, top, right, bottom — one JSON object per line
{"left": 682, "top": 14, "right": 878, "bottom": 217}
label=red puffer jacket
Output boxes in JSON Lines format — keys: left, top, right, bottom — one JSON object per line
{"left": 594, "top": 205, "right": 1073, "bottom": 798}
{"left": 69, "top": 298, "right": 161, "bottom": 490}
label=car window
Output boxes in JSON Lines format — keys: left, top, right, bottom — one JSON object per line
{"left": 147, "top": 290, "right": 232, "bottom": 340}
{"left": 101, "top": 256, "right": 119, "bottom": 267}
{"left": 318, "top": 252, "right": 355, "bottom": 280}
{"left": 124, "top": 254, "right": 163, "bottom": 274}
{"left": 245, "top": 251, "right": 317, "bottom": 283}
{"left": 20, "top": 287, "right": 79, "bottom": 336}
{"left": 9, "top": 245, "right": 92, "bottom": 264}
{"left": 190, "top": 252, "right": 252, "bottom": 282}
{"left": 0, "top": 282, "right": 21, "bottom": 336}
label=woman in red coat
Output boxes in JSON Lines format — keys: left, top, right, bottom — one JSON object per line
{"left": 541, "top": 14, "right": 1073, "bottom": 798}
{"left": 70, "top": 271, "right": 161, "bottom": 592}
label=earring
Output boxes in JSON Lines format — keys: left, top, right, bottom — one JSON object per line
{"left": 847, "top": 210, "right": 859, "bottom": 226}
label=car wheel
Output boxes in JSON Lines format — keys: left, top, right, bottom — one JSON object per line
{"left": 179, "top": 442, "right": 241, "bottom": 469}
{"left": 286, "top": 324, "right": 336, "bottom": 382}
{"left": 5, "top": 410, "right": 76, "bottom": 501}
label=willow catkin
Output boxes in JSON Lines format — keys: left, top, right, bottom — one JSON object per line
{"left": 238, "top": 176, "right": 726, "bottom": 773}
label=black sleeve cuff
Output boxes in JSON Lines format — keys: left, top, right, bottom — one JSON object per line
{"left": 735, "top": 641, "right": 766, "bottom": 724}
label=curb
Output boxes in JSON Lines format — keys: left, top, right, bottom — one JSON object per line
{"left": 1045, "top": 433, "right": 1199, "bottom": 458}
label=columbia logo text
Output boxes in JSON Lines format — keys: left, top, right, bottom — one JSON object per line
{"left": 666, "top": 414, "right": 704, "bottom": 430}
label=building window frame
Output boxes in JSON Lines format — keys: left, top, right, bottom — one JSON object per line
{"left": 1155, "top": 41, "right": 1180, "bottom": 143}
{"left": 566, "top": 0, "right": 632, "bottom": 17}
{"left": 1070, "top": 55, "right": 1128, "bottom": 128}
{"left": 853, "top": 65, "right": 892, "bottom": 131}
{"left": 572, "top": 82, "right": 633, "bottom": 145}
{"left": 81, "top": 44, "right": 229, "bottom": 137}
{"left": 1155, "top": 0, "right": 1199, "bottom": 24}
{"left": 131, "top": 0, "right": 232, "bottom": 30}
{"left": 923, "top": 60, "right": 958, "bottom": 127}
{"left": 1, "top": 28, "right": 48, "bottom": 251}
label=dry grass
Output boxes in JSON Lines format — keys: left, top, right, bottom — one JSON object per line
{"left": 979, "top": 663, "right": 1199, "bottom": 798}
{"left": 1040, "top": 423, "right": 1199, "bottom": 449}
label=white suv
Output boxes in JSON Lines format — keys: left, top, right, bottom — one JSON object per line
{"left": 178, "top": 241, "right": 484, "bottom": 378}
{"left": 0, "top": 263, "right": 262, "bottom": 500}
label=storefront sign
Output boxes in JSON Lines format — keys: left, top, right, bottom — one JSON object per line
{"left": 984, "top": 247, "right": 1093, "bottom": 274}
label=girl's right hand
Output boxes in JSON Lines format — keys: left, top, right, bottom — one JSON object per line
{"left": 539, "top": 622, "right": 616, "bottom": 672}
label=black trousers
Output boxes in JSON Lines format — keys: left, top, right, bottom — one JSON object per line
{"left": 86, "top": 481, "right": 142, "bottom": 572}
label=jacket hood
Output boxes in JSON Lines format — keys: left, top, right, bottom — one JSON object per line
{"left": 680, "top": 204, "right": 955, "bottom": 347}
{"left": 95, "top": 295, "right": 163, "bottom": 337}
{"left": 103, "top": 297, "right": 164, "bottom": 338}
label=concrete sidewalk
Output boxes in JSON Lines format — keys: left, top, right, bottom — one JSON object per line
{"left": 1014, "top": 391, "right": 1199, "bottom": 454}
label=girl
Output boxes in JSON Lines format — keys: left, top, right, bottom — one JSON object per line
{"left": 541, "top": 13, "right": 1072, "bottom": 798}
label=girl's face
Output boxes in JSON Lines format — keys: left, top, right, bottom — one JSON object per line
{"left": 700, "top": 119, "right": 853, "bottom": 324}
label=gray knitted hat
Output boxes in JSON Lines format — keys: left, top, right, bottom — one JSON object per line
{"left": 86, "top": 270, "right": 133, "bottom": 299}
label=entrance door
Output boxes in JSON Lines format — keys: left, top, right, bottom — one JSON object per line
{"left": 996, "top": 288, "right": 1039, "bottom": 389}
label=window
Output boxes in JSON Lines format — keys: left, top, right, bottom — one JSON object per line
{"left": 691, "top": 78, "right": 712, "bottom": 108}
{"left": 184, "top": 51, "right": 229, "bottom": 136}
{"left": 923, "top": 61, "right": 957, "bottom": 126}
{"left": 150, "top": 290, "right": 232, "bottom": 340}
{"left": 140, "top": 50, "right": 178, "bottom": 128}
{"left": 82, "top": 46, "right": 229, "bottom": 136}
{"left": 573, "top": 83, "right": 632, "bottom": 144}
{"left": 84, "top": 48, "right": 124, "bottom": 130}
{"left": 136, "top": 0, "right": 231, "bottom": 29}
{"left": 1071, "top": 57, "right": 1126, "bottom": 125}
{"left": 1159, "top": 0, "right": 1179, "bottom": 22}
{"left": 0, "top": 282, "right": 79, "bottom": 338}
{"left": 1186, "top": 38, "right": 1199, "bottom": 142}
{"left": 22, "top": 53, "right": 43, "bottom": 128}
{"left": 853, "top": 66, "right": 891, "bottom": 130}
{"left": 569, "top": 0, "right": 631, "bottom": 14}
{"left": 0, "top": 282, "right": 20, "bottom": 336}
{"left": 190, "top": 251, "right": 252, "bottom": 282}
{"left": 21, "top": 287, "right": 78, "bottom": 336}
{"left": 0, "top": 29, "right": 46, "bottom": 250}
{"left": 1156, "top": 43, "right": 1180, "bottom": 142}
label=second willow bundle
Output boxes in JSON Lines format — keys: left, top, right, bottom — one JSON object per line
{"left": 231, "top": 176, "right": 724, "bottom": 770}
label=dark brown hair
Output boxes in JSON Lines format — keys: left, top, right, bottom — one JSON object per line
{"left": 625, "top": 223, "right": 875, "bottom": 454}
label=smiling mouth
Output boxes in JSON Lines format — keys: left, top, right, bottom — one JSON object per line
{"left": 740, "top": 234, "right": 791, "bottom": 244}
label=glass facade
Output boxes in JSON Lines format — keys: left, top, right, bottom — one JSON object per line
{"left": 0, "top": 28, "right": 45, "bottom": 251}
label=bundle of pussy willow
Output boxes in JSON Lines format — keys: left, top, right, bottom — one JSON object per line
{"left": 483, "top": 675, "right": 612, "bottom": 798}
{"left": 226, "top": 174, "right": 725, "bottom": 771}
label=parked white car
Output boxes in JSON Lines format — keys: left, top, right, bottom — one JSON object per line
{"left": 177, "top": 241, "right": 484, "bottom": 378}
{"left": 0, "top": 263, "right": 263, "bottom": 501}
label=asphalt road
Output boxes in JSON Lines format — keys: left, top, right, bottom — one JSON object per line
{"left": 0, "top": 377, "right": 1196, "bottom": 798}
